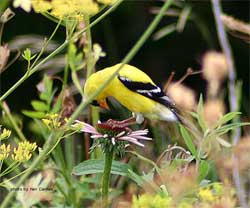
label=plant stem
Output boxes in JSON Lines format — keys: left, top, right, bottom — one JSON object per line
{"left": 85, "top": 16, "right": 93, "bottom": 79}
{"left": 211, "top": 1, "right": 246, "bottom": 208}
{"left": 101, "top": 148, "right": 114, "bottom": 207}
{"left": 1, "top": 102, "right": 26, "bottom": 141}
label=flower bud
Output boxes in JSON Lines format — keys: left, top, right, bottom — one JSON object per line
{"left": 166, "top": 83, "right": 196, "bottom": 111}
{"left": 202, "top": 51, "right": 229, "bottom": 82}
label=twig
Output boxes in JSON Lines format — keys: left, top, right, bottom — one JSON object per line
{"left": 163, "top": 71, "right": 175, "bottom": 91}
{"left": 211, "top": 0, "right": 246, "bottom": 207}
{"left": 176, "top": 67, "right": 199, "bottom": 84}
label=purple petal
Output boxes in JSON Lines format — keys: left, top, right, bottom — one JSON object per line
{"left": 132, "top": 135, "right": 152, "bottom": 140}
{"left": 75, "top": 120, "right": 99, "bottom": 134}
{"left": 116, "top": 131, "right": 126, "bottom": 138}
{"left": 129, "top": 130, "right": 149, "bottom": 136}
{"left": 118, "top": 136, "right": 144, "bottom": 147}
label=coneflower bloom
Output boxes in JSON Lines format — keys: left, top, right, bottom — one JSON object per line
{"left": 73, "top": 120, "right": 152, "bottom": 147}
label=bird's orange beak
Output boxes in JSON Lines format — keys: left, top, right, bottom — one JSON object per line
{"left": 99, "top": 99, "right": 109, "bottom": 110}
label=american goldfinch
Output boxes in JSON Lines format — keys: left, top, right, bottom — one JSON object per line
{"left": 84, "top": 64, "right": 180, "bottom": 124}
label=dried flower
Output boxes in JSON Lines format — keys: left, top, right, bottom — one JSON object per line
{"left": 0, "top": 127, "right": 11, "bottom": 140}
{"left": 202, "top": 52, "right": 228, "bottom": 96}
{"left": 74, "top": 119, "right": 151, "bottom": 156}
{"left": 203, "top": 100, "right": 225, "bottom": 127}
{"left": 221, "top": 14, "right": 250, "bottom": 36}
{"left": 166, "top": 83, "right": 196, "bottom": 111}
{"left": 202, "top": 51, "right": 228, "bottom": 82}
{"left": 0, "top": 144, "right": 11, "bottom": 160}
{"left": 12, "top": 141, "right": 37, "bottom": 162}
{"left": 0, "top": 44, "right": 10, "bottom": 73}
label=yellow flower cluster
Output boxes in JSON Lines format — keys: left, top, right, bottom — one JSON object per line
{"left": 42, "top": 113, "right": 61, "bottom": 129}
{"left": 132, "top": 194, "right": 172, "bottom": 208}
{"left": 23, "top": 0, "right": 115, "bottom": 19}
{"left": 131, "top": 183, "right": 235, "bottom": 208}
{"left": 12, "top": 141, "right": 37, "bottom": 162}
{"left": 0, "top": 128, "right": 11, "bottom": 140}
{"left": 0, "top": 144, "right": 11, "bottom": 160}
{"left": 198, "top": 188, "right": 215, "bottom": 202}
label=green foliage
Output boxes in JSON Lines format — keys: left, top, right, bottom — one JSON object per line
{"left": 22, "top": 75, "right": 62, "bottom": 119}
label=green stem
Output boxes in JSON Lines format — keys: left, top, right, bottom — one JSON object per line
{"left": 1, "top": 102, "right": 26, "bottom": 141}
{"left": 30, "top": 19, "right": 62, "bottom": 69}
{"left": 85, "top": 16, "right": 93, "bottom": 78}
{"left": 101, "top": 148, "right": 114, "bottom": 207}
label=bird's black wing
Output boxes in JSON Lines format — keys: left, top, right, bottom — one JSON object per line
{"left": 118, "top": 75, "right": 177, "bottom": 111}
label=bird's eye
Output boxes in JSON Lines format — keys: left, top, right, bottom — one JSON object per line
{"left": 91, "top": 100, "right": 100, "bottom": 106}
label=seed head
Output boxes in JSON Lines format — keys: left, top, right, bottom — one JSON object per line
{"left": 166, "top": 83, "right": 196, "bottom": 111}
{"left": 202, "top": 51, "right": 228, "bottom": 82}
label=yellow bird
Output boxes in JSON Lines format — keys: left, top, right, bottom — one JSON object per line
{"left": 84, "top": 64, "right": 180, "bottom": 124}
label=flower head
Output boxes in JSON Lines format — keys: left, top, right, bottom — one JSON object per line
{"left": 0, "top": 144, "right": 11, "bottom": 160}
{"left": 12, "top": 141, "right": 37, "bottom": 162}
{"left": 42, "top": 113, "right": 61, "bottom": 129}
{"left": 166, "top": 83, "right": 196, "bottom": 111}
{"left": 74, "top": 119, "right": 152, "bottom": 156}
{"left": 202, "top": 51, "right": 228, "bottom": 82}
{"left": 0, "top": 127, "right": 11, "bottom": 140}
{"left": 31, "top": 0, "right": 52, "bottom": 13}
{"left": 132, "top": 194, "right": 172, "bottom": 208}
{"left": 198, "top": 188, "right": 215, "bottom": 202}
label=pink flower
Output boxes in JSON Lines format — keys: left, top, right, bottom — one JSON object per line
{"left": 73, "top": 120, "right": 152, "bottom": 147}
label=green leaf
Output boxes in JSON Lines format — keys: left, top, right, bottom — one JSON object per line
{"left": 176, "top": 5, "right": 192, "bottom": 32}
{"left": 127, "top": 169, "right": 145, "bottom": 186}
{"left": 72, "top": 159, "right": 143, "bottom": 186}
{"left": 22, "top": 48, "right": 32, "bottom": 60}
{"left": 213, "top": 122, "right": 250, "bottom": 137}
{"left": 198, "top": 160, "right": 210, "bottom": 181}
{"left": 213, "top": 112, "right": 241, "bottom": 129}
{"left": 40, "top": 75, "right": 53, "bottom": 103}
{"left": 179, "top": 125, "right": 198, "bottom": 159}
{"left": 31, "top": 100, "right": 49, "bottom": 112}
{"left": 197, "top": 95, "right": 207, "bottom": 132}
{"left": 22, "top": 110, "right": 45, "bottom": 119}
{"left": 72, "top": 159, "right": 130, "bottom": 176}
{"left": 216, "top": 137, "right": 232, "bottom": 147}
{"left": 51, "top": 94, "right": 62, "bottom": 113}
